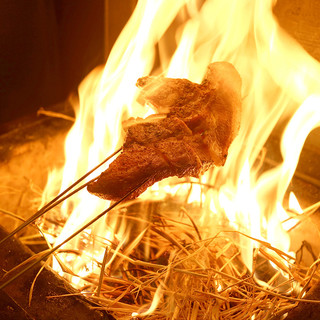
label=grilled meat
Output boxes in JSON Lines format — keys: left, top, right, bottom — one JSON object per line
{"left": 87, "top": 62, "right": 242, "bottom": 201}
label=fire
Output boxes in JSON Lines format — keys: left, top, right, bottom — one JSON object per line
{"left": 40, "top": 0, "right": 320, "bottom": 317}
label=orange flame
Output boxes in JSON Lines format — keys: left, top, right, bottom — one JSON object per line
{"left": 41, "top": 0, "right": 320, "bottom": 292}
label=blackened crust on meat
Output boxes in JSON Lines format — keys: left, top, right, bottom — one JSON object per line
{"left": 87, "top": 62, "right": 242, "bottom": 201}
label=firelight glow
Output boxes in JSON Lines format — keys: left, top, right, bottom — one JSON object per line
{"left": 40, "top": 0, "right": 320, "bottom": 315}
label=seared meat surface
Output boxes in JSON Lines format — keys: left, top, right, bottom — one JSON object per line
{"left": 87, "top": 62, "right": 242, "bottom": 201}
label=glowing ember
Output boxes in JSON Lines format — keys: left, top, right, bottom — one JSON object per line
{"left": 39, "top": 0, "right": 320, "bottom": 318}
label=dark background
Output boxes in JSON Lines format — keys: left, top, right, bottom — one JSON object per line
{"left": 0, "top": 0, "right": 136, "bottom": 126}
{"left": 1, "top": 0, "right": 320, "bottom": 130}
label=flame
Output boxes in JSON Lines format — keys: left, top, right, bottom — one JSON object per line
{"left": 41, "top": 0, "right": 320, "bottom": 312}
{"left": 289, "top": 192, "right": 303, "bottom": 215}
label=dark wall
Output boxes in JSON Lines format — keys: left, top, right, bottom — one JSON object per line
{"left": 0, "top": 0, "right": 105, "bottom": 124}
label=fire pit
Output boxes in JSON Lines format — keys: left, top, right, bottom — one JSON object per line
{"left": 1, "top": 0, "right": 320, "bottom": 319}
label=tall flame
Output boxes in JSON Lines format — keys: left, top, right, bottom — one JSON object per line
{"left": 41, "top": 0, "right": 320, "bottom": 291}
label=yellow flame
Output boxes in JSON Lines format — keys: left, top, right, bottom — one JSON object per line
{"left": 41, "top": 0, "right": 320, "bottom": 305}
{"left": 289, "top": 192, "right": 303, "bottom": 214}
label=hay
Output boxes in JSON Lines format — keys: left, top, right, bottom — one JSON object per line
{"left": 48, "top": 198, "right": 320, "bottom": 320}
{"left": 1, "top": 171, "right": 320, "bottom": 319}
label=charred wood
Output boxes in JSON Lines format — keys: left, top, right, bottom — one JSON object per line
{"left": 0, "top": 226, "right": 114, "bottom": 320}
{"left": 285, "top": 281, "right": 320, "bottom": 320}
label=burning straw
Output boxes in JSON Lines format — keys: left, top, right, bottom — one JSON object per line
{"left": 1, "top": 164, "right": 320, "bottom": 319}
{"left": 40, "top": 194, "right": 320, "bottom": 320}
{"left": 1, "top": 142, "right": 320, "bottom": 319}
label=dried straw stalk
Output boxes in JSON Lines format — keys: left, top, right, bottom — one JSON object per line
{"left": 1, "top": 150, "right": 320, "bottom": 319}
{"left": 48, "top": 198, "right": 320, "bottom": 320}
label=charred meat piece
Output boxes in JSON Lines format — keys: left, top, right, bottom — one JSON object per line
{"left": 87, "top": 62, "right": 242, "bottom": 201}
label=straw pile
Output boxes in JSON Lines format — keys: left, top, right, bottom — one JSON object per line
{"left": 50, "top": 198, "right": 320, "bottom": 320}
{"left": 1, "top": 177, "right": 320, "bottom": 319}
